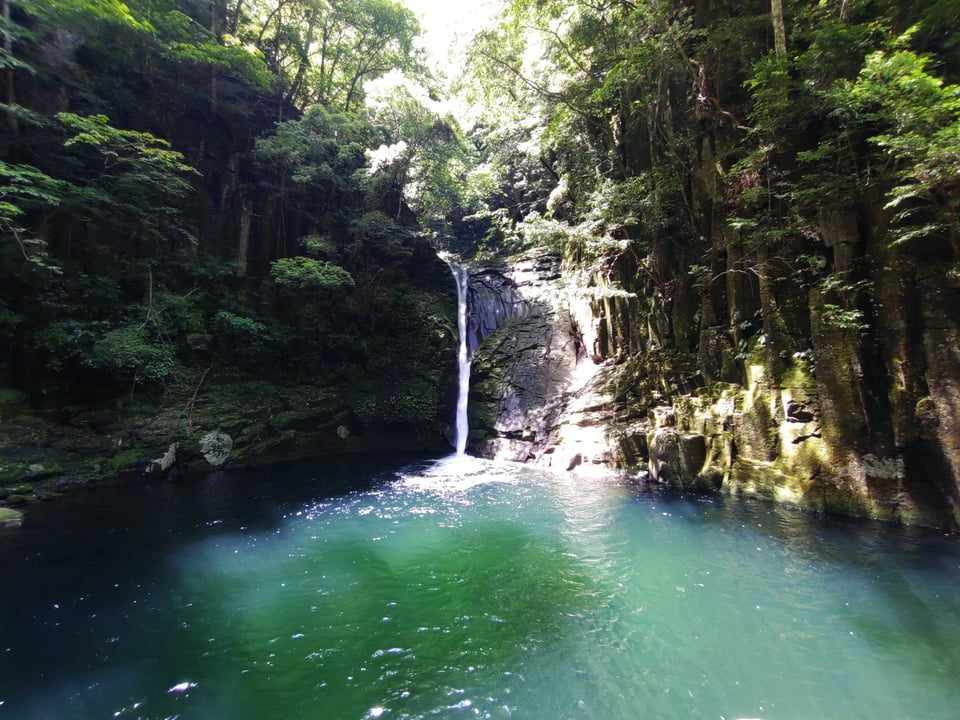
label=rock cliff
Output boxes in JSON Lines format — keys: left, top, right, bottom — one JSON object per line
{"left": 468, "top": 245, "right": 960, "bottom": 529}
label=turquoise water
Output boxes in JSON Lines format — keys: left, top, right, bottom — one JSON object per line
{"left": 2, "top": 453, "right": 960, "bottom": 719}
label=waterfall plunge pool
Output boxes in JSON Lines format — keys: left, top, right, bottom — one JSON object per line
{"left": 1, "top": 453, "right": 959, "bottom": 719}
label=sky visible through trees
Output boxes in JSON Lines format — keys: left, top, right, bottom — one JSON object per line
{"left": 402, "top": 0, "right": 502, "bottom": 69}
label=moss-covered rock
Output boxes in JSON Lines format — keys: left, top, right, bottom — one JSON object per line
{"left": 0, "top": 506, "right": 23, "bottom": 526}
{"left": 0, "top": 389, "right": 28, "bottom": 422}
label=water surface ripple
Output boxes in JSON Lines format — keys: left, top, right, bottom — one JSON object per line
{"left": 1, "top": 453, "right": 959, "bottom": 719}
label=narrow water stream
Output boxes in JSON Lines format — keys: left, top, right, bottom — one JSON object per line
{"left": 1, "top": 454, "right": 959, "bottom": 719}
{"left": 449, "top": 262, "right": 471, "bottom": 455}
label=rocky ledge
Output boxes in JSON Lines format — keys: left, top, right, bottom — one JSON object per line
{"left": 468, "top": 250, "right": 960, "bottom": 530}
{"left": 0, "top": 376, "right": 451, "bottom": 520}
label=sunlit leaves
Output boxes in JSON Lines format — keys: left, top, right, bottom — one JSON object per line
{"left": 168, "top": 41, "right": 273, "bottom": 92}
{"left": 365, "top": 76, "right": 466, "bottom": 227}
{"left": 89, "top": 325, "right": 176, "bottom": 384}
{"left": 39, "top": 113, "right": 200, "bottom": 258}
{"left": 244, "top": 0, "right": 423, "bottom": 111}
{"left": 18, "top": 0, "right": 153, "bottom": 34}
{"left": 255, "top": 104, "right": 370, "bottom": 196}
{"left": 58, "top": 112, "right": 195, "bottom": 178}
{"left": 271, "top": 256, "right": 355, "bottom": 291}
{"left": 835, "top": 43, "right": 960, "bottom": 253}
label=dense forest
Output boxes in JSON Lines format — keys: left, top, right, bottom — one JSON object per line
{"left": 2, "top": 0, "right": 959, "bottom": 525}
{"left": 0, "top": 0, "right": 466, "bottom": 489}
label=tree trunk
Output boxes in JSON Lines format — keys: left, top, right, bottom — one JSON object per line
{"left": 283, "top": 9, "right": 318, "bottom": 109}
{"left": 209, "top": 0, "right": 219, "bottom": 120}
{"left": 3, "top": 0, "right": 18, "bottom": 136}
{"left": 229, "top": 0, "right": 243, "bottom": 34}
{"left": 771, "top": 0, "right": 787, "bottom": 58}
{"left": 236, "top": 198, "right": 252, "bottom": 277}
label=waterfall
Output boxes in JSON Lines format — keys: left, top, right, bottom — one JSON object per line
{"left": 451, "top": 263, "right": 471, "bottom": 455}
{"left": 439, "top": 249, "right": 522, "bottom": 455}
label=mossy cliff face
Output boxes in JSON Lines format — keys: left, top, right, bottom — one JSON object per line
{"left": 469, "top": 226, "right": 960, "bottom": 529}
{"left": 0, "top": 247, "right": 458, "bottom": 513}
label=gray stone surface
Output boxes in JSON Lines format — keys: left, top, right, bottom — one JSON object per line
{"left": 200, "top": 432, "right": 233, "bottom": 467}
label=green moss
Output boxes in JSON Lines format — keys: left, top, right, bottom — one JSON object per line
{"left": 0, "top": 455, "right": 64, "bottom": 486}
{"left": 728, "top": 458, "right": 784, "bottom": 499}
{"left": 0, "top": 506, "right": 23, "bottom": 526}
{"left": 0, "top": 389, "right": 28, "bottom": 421}
{"left": 0, "top": 463, "right": 28, "bottom": 485}
{"left": 103, "top": 448, "right": 144, "bottom": 474}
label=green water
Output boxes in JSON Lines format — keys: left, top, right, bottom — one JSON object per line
{"left": 2, "top": 454, "right": 960, "bottom": 719}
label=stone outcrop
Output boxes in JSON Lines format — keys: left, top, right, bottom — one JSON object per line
{"left": 469, "top": 253, "right": 583, "bottom": 463}
{"left": 147, "top": 443, "right": 179, "bottom": 474}
{"left": 0, "top": 506, "right": 23, "bottom": 527}
{"left": 200, "top": 431, "right": 233, "bottom": 467}
{"left": 469, "top": 238, "right": 960, "bottom": 529}
{"left": 465, "top": 269, "right": 525, "bottom": 354}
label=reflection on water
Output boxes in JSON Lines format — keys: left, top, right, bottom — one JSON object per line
{"left": 1, "top": 453, "right": 960, "bottom": 719}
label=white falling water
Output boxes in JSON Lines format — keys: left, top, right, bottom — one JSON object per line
{"left": 451, "top": 263, "right": 471, "bottom": 455}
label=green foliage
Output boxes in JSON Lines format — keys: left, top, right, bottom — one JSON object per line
{"left": 461, "top": 0, "right": 706, "bottom": 261}
{"left": 365, "top": 78, "right": 468, "bottom": 228}
{"left": 50, "top": 113, "right": 198, "bottom": 258}
{"left": 58, "top": 112, "right": 194, "bottom": 180}
{"left": 839, "top": 44, "right": 960, "bottom": 253}
{"left": 300, "top": 235, "right": 335, "bottom": 257}
{"left": 89, "top": 325, "right": 176, "bottom": 383}
{"left": 0, "top": 0, "right": 449, "bottom": 421}
{"left": 19, "top": 0, "right": 153, "bottom": 34}
{"left": 146, "top": 291, "right": 207, "bottom": 351}
{"left": 818, "top": 273, "right": 871, "bottom": 333}
{"left": 255, "top": 105, "right": 370, "bottom": 200}
{"left": 33, "top": 319, "right": 108, "bottom": 374}
{"left": 0, "top": 161, "right": 66, "bottom": 271}
{"left": 213, "top": 310, "right": 267, "bottom": 338}
{"left": 271, "top": 257, "right": 355, "bottom": 292}
{"left": 242, "top": 0, "right": 424, "bottom": 111}
{"left": 745, "top": 54, "right": 796, "bottom": 138}
{"left": 347, "top": 211, "right": 412, "bottom": 259}
{"left": 212, "top": 310, "right": 268, "bottom": 359}
{"left": 820, "top": 302, "right": 869, "bottom": 333}
{"left": 167, "top": 41, "right": 272, "bottom": 92}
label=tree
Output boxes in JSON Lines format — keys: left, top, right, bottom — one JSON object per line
{"left": 271, "top": 255, "right": 354, "bottom": 291}
{"left": 54, "top": 112, "right": 198, "bottom": 264}
{"left": 365, "top": 76, "right": 466, "bottom": 228}
{"left": 255, "top": 103, "right": 371, "bottom": 256}
{"left": 243, "top": 0, "right": 423, "bottom": 112}
{"left": 840, "top": 45, "right": 960, "bottom": 257}
{"left": 0, "top": 160, "right": 65, "bottom": 271}
{"left": 771, "top": 0, "right": 787, "bottom": 58}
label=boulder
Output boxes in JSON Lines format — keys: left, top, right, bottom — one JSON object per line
{"left": 147, "top": 443, "right": 178, "bottom": 474}
{"left": 0, "top": 506, "right": 24, "bottom": 527}
{"left": 200, "top": 431, "right": 233, "bottom": 467}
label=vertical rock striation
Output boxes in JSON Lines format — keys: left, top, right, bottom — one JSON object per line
{"left": 468, "top": 238, "right": 960, "bottom": 529}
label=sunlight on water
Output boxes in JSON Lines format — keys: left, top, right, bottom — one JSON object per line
{"left": 397, "top": 453, "right": 519, "bottom": 492}
{"left": 2, "top": 454, "right": 960, "bottom": 719}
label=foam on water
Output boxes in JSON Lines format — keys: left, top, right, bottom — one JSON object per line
{"left": 397, "top": 453, "right": 519, "bottom": 493}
